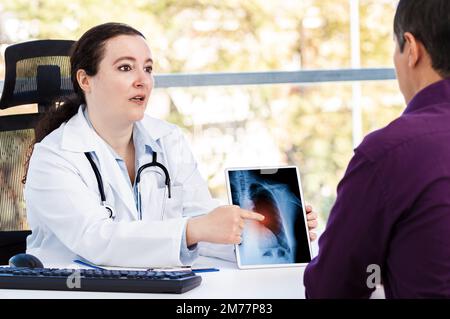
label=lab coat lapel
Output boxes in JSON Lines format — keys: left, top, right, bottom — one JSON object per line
{"left": 93, "top": 138, "right": 138, "bottom": 220}
{"left": 61, "top": 106, "right": 138, "bottom": 220}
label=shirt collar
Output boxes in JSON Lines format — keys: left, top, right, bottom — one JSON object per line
{"left": 82, "top": 105, "right": 163, "bottom": 160}
{"left": 403, "top": 78, "right": 450, "bottom": 114}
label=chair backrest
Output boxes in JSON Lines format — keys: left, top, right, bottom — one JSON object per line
{"left": 0, "top": 39, "right": 75, "bottom": 112}
{"left": 0, "top": 39, "right": 75, "bottom": 265}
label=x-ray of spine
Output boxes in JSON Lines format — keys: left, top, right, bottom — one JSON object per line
{"left": 230, "top": 170, "right": 302, "bottom": 265}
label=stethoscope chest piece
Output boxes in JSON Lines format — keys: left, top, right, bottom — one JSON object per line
{"left": 104, "top": 203, "right": 115, "bottom": 220}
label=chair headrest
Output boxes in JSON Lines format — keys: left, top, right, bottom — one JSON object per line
{"left": 0, "top": 39, "right": 75, "bottom": 111}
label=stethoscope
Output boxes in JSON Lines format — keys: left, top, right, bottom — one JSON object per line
{"left": 84, "top": 151, "right": 171, "bottom": 220}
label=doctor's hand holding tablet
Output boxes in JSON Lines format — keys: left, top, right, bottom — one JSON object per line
{"left": 22, "top": 22, "right": 317, "bottom": 269}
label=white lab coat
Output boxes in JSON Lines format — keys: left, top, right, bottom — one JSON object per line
{"left": 24, "top": 105, "right": 234, "bottom": 268}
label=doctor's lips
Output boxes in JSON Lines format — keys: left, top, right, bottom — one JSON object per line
{"left": 129, "top": 94, "right": 146, "bottom": 105}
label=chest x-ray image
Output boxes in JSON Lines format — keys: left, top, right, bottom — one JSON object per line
{"left": 226, "top": 167, "right": 312, "bottom": 268}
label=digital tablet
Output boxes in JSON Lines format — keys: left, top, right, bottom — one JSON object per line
{"left": 225, "top": 166, "right": 312, "bottom": 269}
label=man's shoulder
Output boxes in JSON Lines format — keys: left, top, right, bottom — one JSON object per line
{"left": 356, "top": 112, "right": 449, "bottom": 161}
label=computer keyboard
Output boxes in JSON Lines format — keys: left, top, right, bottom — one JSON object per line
{"left": 0, "top": 266, "right": 202, "bottom": 294}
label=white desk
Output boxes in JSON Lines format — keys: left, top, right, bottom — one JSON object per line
{"left": 0, "top": 238, "right": 385, "bottom": 299}
{"left": 0, "top": 256, "right": 306, "bottom": 299}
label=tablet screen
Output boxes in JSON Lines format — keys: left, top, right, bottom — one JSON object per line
{"left": 226, "top": 167, "right": 312, "bottom": 268}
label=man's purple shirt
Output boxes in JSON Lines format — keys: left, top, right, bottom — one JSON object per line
{"left": 304, "top": 78, "right": 450, "bottom": 298}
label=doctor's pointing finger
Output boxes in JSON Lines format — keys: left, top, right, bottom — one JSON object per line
{"left": 186, "top": 206, "right": 265, "bottom": 246}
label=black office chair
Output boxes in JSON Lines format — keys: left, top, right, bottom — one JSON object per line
{"left": 0, "top": 39, "right": 75, "bottom": 265}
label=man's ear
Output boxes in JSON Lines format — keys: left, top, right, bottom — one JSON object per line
{"left": 403, "top": 32, "right": 421, "bottom": 68}
{"left": 76, "top": 69, "right": 91, "bottom": 94}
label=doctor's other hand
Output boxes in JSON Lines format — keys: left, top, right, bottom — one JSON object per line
{"left": 186, "top": 205, "right": 265, "bottom": 246}
{"left": 306, "top": 205, "right": 318, "bottom": 241}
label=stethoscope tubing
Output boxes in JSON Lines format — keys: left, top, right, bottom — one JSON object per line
{"left": 136, "top": 152, "right": 171, "bottom": 198}
{"left": 84, "top": 152, "right": 171, "bottom": 220}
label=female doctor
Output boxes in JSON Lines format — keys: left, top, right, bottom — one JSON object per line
{"left": 23, "top": 23, "right": 318, "bottom": 268}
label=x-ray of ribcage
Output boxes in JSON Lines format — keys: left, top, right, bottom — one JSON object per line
{"left": 230, "top": 169, "right": 305, "bottom": 265}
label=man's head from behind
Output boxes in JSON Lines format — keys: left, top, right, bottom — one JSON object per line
{"left": 393, "top": 0, "right": 450, "bottom": 104}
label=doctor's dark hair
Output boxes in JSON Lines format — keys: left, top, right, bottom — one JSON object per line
{"left": 22, "top": 22, "right": 145, "bottom": 184}
{"left": 394, "top": 0, "right": 450, "bottom": 78}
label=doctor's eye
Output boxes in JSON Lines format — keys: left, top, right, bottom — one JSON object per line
{"left": 118, "top": 64, "right": 132, "bottom": 72}
{"left": 144, "top": 66, "right": 153, "bottom": 74}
